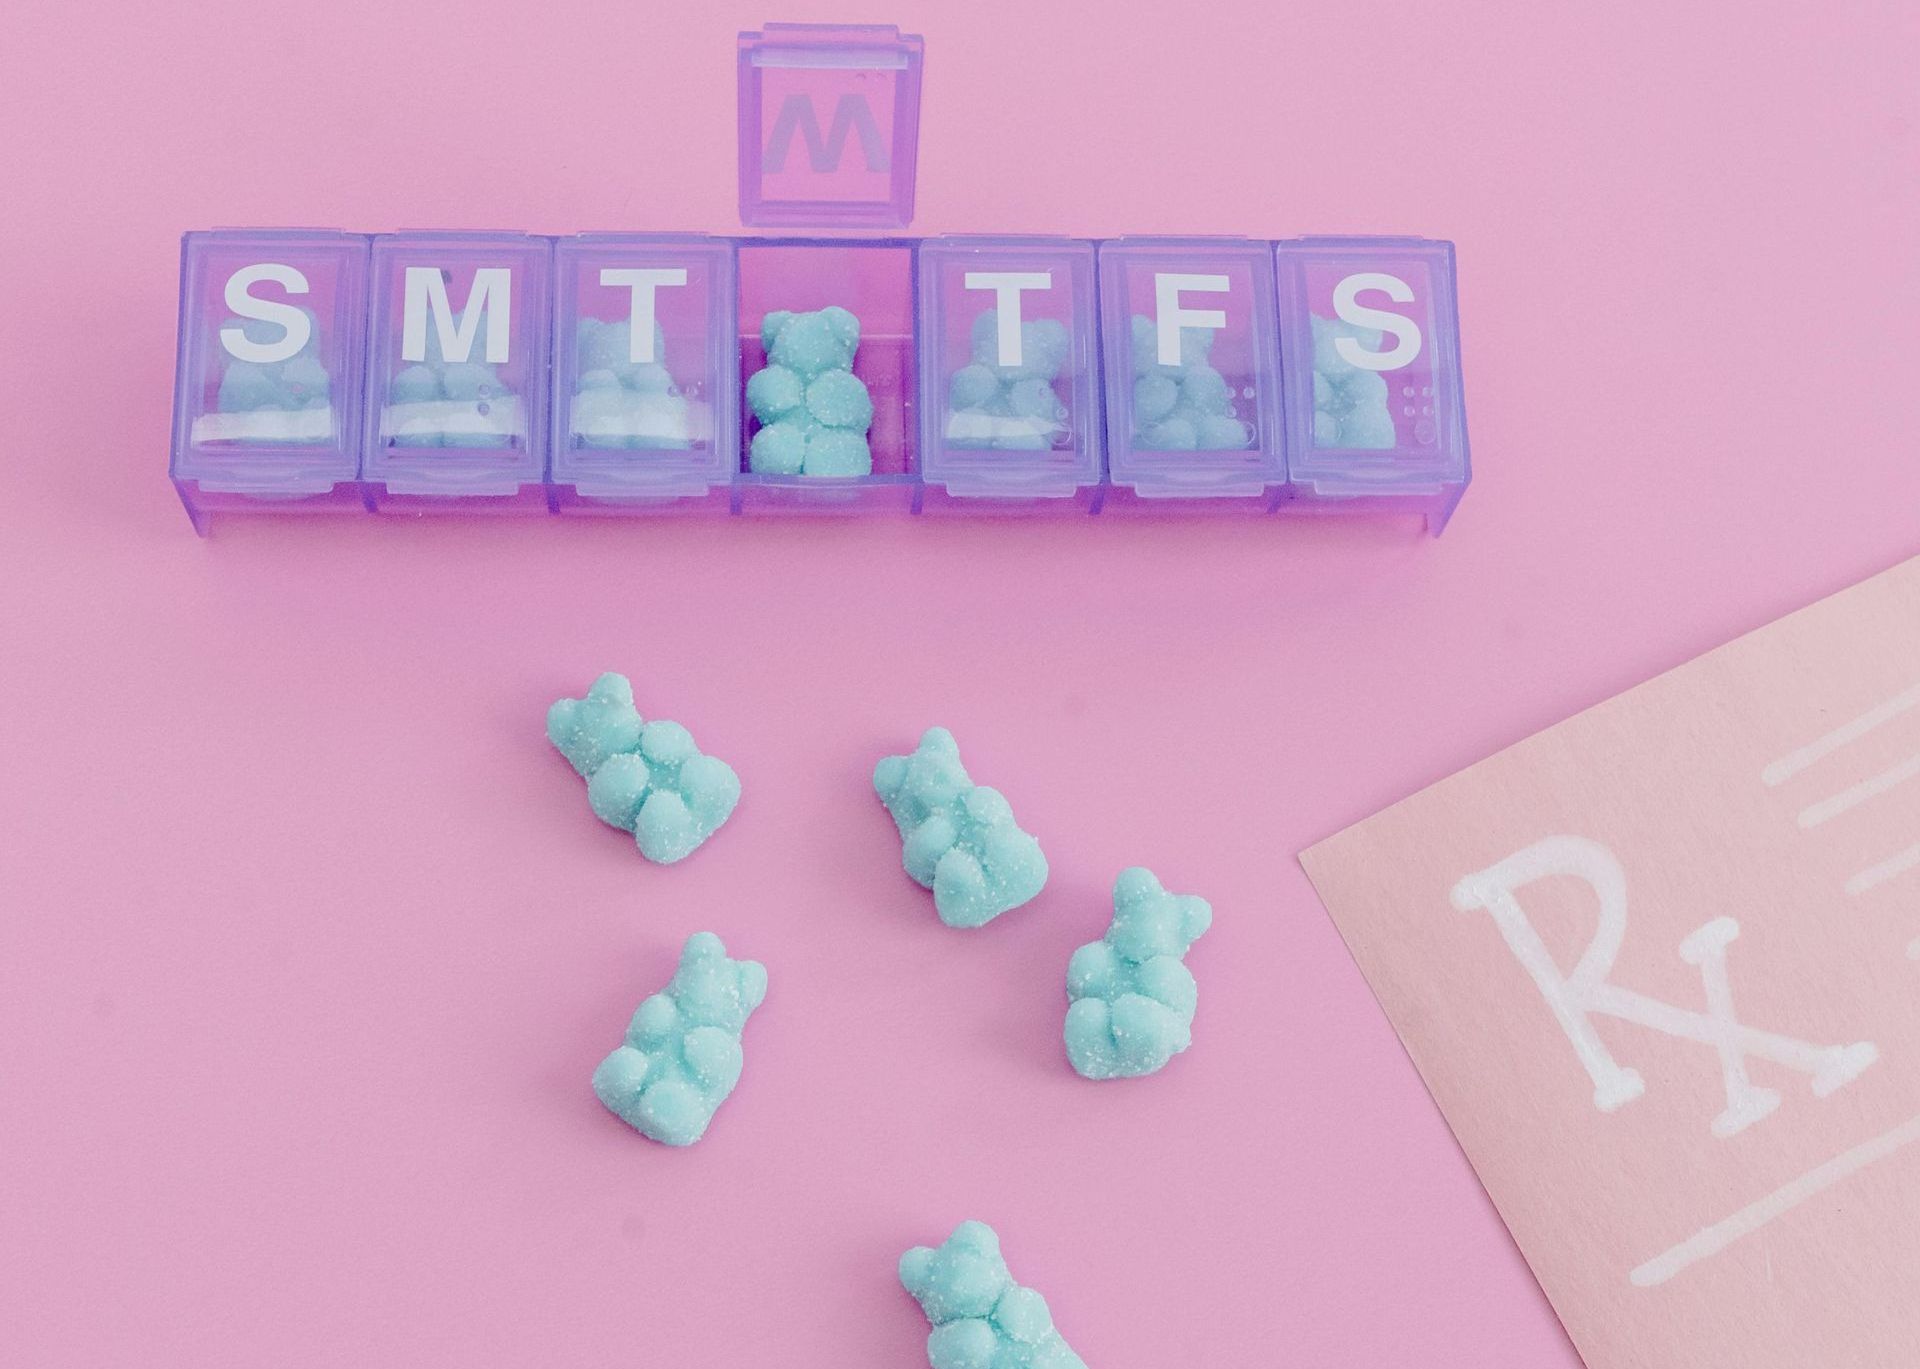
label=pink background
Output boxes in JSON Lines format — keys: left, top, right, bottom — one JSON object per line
{"left": 0, "top": 2, "right": 1915, "bottom": 1364}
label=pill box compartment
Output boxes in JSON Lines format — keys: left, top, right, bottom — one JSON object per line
{"left": 737, "top": 24, "right": 924, "bottom": 230}
{"left": 169, "top": 230, "right": 370, "bottom": 534}
{"left": 1095, "top": 238, "right": 1286, "bottom": 511}
{"left": 550, "top": 235, "right": 738, "bottom": 513}
{"left": 362, "top": 233, "right": 551, "bottom": 514}
{"left": 916, "top": 236, "right": 1102, "bottom": 513}
{"left": 735, "top": 239, "right": 919, "bottom": 513}
{"left": 1274, "top": 237, "right": 1470, "bottom": 534}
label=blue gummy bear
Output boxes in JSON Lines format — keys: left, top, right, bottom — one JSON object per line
{"left": 873, "top": 727, "right": 1047, "bottom": 929}
{"left": 381, "top": 336, "right": 520, "bottom": 448}
{"left": 946, "top": 311, "right": 1071, "bottom": 451}
{"left": 1125, "top": 314, "right": 1250, "bottom": 452}
{"left": 899, "top": 1221, "right": 1087, "bottom": 1369}
{"left": 748, "top": 308, "right": 874, "bottom": 476}
{"left": 592, "top": 931, "right": 768, "bottom": 1146}
{"left": 572, "top": 318, "right": 689, "bottom": 450}
{"left": 768, "top": 310, "right": 855, "bottom": 377}
{"left": 805, "top": 368, "right": 874, "bottom": 429}
{"left": 1064, "top": 868, "right": 1212, "bottom": 1080}
{"left": 968, "top": 310, "right": 1070, "bottom": 382}
{"left": 1308, "top": 314, "right": 1399, "bottom": 450}
{"left": 546, "top": 672, "right": 741, "bottom": 864}
{"left": 213, "top": 311, "right": 332, "bottom": 443}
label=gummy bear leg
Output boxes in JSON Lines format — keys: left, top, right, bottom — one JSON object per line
{"left": 634, "top": 1077, "right": 710, "bottom": 1147}
{"left": 634, "top": 790, "right": 699, "bottom": 863}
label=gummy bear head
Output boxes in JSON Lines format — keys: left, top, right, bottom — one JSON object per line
{"left": 903, "top": 727, "right": 970, "bottom": 804}
{"left": 1108, "top": 867, "right": 1212, "bottom": 964}
{"left": 671, "top": 932, "right": 768, "bottom": 1032}
{"left": 898, "top": 1220, "right": 1013, "bottom": 1325}
{"left": 547, "top": 672, "right": 644, "bottom": 778}
{"left": 768, "top": 310, "right": 857, "bottom": 377}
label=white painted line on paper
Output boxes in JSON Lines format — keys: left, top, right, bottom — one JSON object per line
{"left": 1630, "top": 1112, "right": 1920, "bottom": 1287}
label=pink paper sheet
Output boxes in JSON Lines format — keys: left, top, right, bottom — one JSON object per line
{"left": 1302, "top": 556, "right": 1920, "bottom": 1369}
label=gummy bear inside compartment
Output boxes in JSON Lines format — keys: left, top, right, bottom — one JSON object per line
{"left": 736, "top": 244, "right": 915, "bottom": 477}
{"left": 942, "top": 308, "right": 1074, "bottom": 453}
{"left": 1125, "top": 313, "right": 1256, "bottom": 453}
{"left": 1306, "top": 312, "right": 1433, "bottom": 451}
{"left": 198, "top": 308, "right": 335, "bottom": 446}
{"left": 570, "top": 316, "right": 703, "bottom": 452}
{"left": 378, "top": 269, "right": 527, "bottom": 451}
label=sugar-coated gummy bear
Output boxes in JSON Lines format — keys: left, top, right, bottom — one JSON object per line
{"left": 945, "top": 310, "right": 1071, "bottom": 451}
{"left": 547, "top": 672, "right": 741, "bottom": 863}
{"left": 1126, "top": 314, "right": 1251, "bottom": 451}
{"left": 899, "top": 1221, "right": 1087, "bottom": 1369}
{"left": 213, "top": 309, "right": 333, "bottom": 443}
{"left": 1064, "top": 868, "right": 1211, "bottom": 1080}
{"left": 570, "top": 317, "right": 694, "bottom": 450}
{"left": 380, "top": 310, "right": 519, "bottom": 448}
{"left": 592, "top": 931, "right": 767, "bottom": 1146}
{"left": 748, "top": 307, "right": 874, "bottom": 476}
{"left": 1308, "top": 313, "right": 1398, "bottom": 450}
{"left": 873, "top": 727, "right": 1047, "bottom": 929}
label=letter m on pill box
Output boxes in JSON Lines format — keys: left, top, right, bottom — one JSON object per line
{"left": 738, "top": 25, "right": 925, "bottom": 229}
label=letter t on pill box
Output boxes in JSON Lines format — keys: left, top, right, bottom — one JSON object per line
{"left": 169, "top": 230, "right": 370, "bottom": 535}
{"left": 737, "top": 23, "right": 924, "bottom": 229}
{"left": 361, "top": 232, "right": 552, "bottom": 513}
{"left": 1274, "top": 237, "right": 1470, "bottom": 533}
{"left": 550, "top": 235, "right": 739, "bottom": 512}
{"left": 916, "top": 235, "right": 1102, "bottom": 509}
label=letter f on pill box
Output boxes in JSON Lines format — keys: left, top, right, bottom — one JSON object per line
{"left": 1096, "top": 237, "right": 1288, "bottom": 505}
{"left": 737, "top": 24, "right": 924, "bottom": 229}
{"left": 169, "top": 230, "right": 370, "bottom": 534}
{"left": 1274, "top": 237, "right": 1470, "bottom": 533}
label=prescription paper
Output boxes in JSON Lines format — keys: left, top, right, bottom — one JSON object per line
{"left": 1302, "top": 556, "right": 1920, "bottom": 1369}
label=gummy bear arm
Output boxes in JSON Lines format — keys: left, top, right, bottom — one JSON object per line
{"left": 737, "top": 959, "right": 769, "bottom": 1013}
{"left": 1179, "top": 894, "right": 1214, "bottom": 944}
{"left": 902, "top": 813, "right": 960, "bottom": 884}
{"left": 899, "top": 1246, "right": 935, "bottom": 1297}
{"left": 1132, "top": 957, "right": 1199, "bottom": 1017}
{"left": 1065, "top": 942, "right": 1119, "bottom": 998}
{"left": 630, "top": 993, "right": 678, "bottom": 1047}
{"left": 991, "top": 1284, "right": 1054, "bottom": 1343}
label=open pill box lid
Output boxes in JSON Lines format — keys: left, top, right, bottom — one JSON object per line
{"left": 737, "top": 23, "right": 925, "bottom": 230}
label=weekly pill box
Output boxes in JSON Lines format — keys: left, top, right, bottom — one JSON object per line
{"left": 170, "top": 230, "right": 1470, "bottom": 531}
{"left": 169, "top": 23, "right": 1469, "bottom": 533}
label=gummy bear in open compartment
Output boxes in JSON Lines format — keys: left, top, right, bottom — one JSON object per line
{"left": 916, "top": 235, "right": 1102, "bottom": 513}
{"left": 550, "top": 235, "right": 738, "bottom": 514}
{"left": 1275, "top": 236, "right": 1470, "bottom": 534}
{"left": 169, "top": 230, "right": 370, "bottom": 534}
{"left": 734, "top": 238, "right": 918, "bottom": 513}
{"left": 361, "top": 232, "right": 551, "bottom": 514}
{"left": 1095, "top": 237, "right": 1286, "bottom": 511}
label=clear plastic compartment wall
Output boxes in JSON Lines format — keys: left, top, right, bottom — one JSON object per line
{"left": 169, "top": 232, "right": 1469, "bottom": 533}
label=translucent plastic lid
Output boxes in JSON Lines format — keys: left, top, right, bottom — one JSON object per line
{"left": 737, "top": 24, "right": 924, "bottom": 230}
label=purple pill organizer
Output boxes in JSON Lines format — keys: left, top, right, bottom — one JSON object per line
{"left": 170, "top": 25, "right": 1469, "bottom": 534}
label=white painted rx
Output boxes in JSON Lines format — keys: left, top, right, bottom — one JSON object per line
{"left": 1451, "top": 836, "right": 1878, "bottom": 1138}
